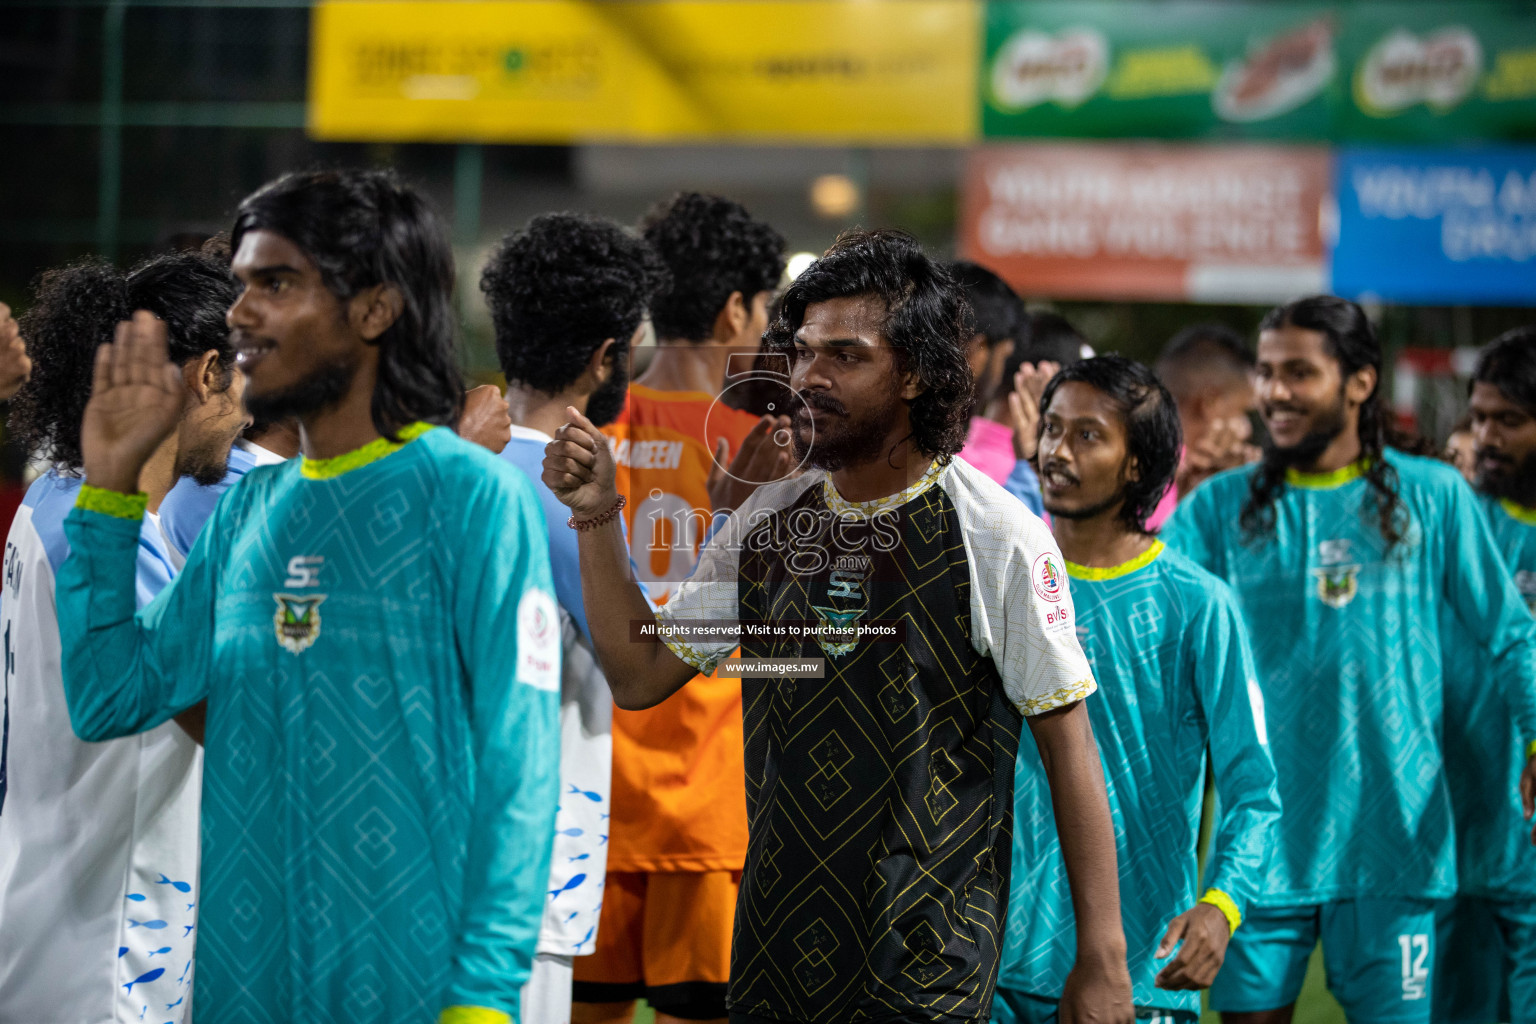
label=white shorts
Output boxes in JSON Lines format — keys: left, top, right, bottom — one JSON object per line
{"left": 520, "top": 952, "right": 575, "bottom": 1024}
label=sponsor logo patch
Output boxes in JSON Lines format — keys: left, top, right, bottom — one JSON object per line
{"left": 516, "top": 589, "right": 560, "bottom": 691}
{"left": 284, "top": 555, "right": 324, "bottom": 588}
{"left": 1032, "top": 552, "right": 1064, "bottom": 603}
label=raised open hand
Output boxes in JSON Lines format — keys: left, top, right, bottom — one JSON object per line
{"left": 707, "top": 414, "right": 793, "bottom": 517}
{"left": 0, "top": 303, "right": 33, "bottom": 401}
{"left": 81, "top": 311, "right": 185, "bottom": 494}
{"left": 542, "top": 406, "right": 620, "bottom": 519}
{"left": 1007, "top": 360, "right": 1060, "bottom": 461}
{"left": 1177, "top": 416, "right": 1261, "bottom": 498}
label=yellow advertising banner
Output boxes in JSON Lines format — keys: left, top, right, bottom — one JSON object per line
{"left": 308, "top": 0, "right": 980, "bottom": 144}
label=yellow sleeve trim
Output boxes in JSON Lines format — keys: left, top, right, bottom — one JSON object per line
{"left": 1018, "top": 679, "right": 1097, "bottom": 716}
{"left": 300, "top": 421, "right": 435, "bottom": 480}
{"left": 657, "top": 620, "right": 725, "bottom": 676}
{"left": 1526, "top": 739, "right": 1536, "bottom": 760}
{"left": 1199, "top": 888, "right": 1242, "bottom": 935}
{"left": 438, "top": 1007, "right": 510, "bottom": 1024}
{"left": 75, "top": 484, "right": 148, "bottom": 521}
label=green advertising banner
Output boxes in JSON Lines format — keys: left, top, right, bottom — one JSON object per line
{"left": 1339, "top": 2, "right": 1536, "bottom": 142}
{"left": 982, "top": 1, "right": 1536, "bottom": 142}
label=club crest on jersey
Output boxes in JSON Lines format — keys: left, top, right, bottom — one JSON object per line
{"left": 809, "top": 605, "right": 863, "bottom": 657}
{"left": 1310, "top": 566, "right": 1360, "bottom": 608}
{"left": 809, "top": 564, "right": 868, "bottom": 658}
{"left": 1032, "top": 552, "right": 1064, "bottom": 603}
{"left": 273, "top": 593, "right": 326, "bottom": 654}
{"left": 1312, "top": 538, "right": 1360, "bottom": 608}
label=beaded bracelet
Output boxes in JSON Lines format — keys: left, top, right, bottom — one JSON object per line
{"left": 568, "top": 494, "right": 626, "bottom": 531}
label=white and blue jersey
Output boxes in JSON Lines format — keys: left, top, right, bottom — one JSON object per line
{"left": 502, "top": 424, "right": 612, "bottom": 958}
{"left": 999, "top": 541, "right": 1280, "bottom": 1014}
{"left": 0, "top": 470, "right": 201, "bottom": 1024}
{"left": 158, "top": 440, "right": 286, "bottom": 568}
{"left": 1001, "top": 459, "right": 1045, "bottom": 519}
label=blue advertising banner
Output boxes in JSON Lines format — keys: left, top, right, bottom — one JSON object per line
{"left": 1333, "top": 146, "right": 1536, "bottom": 305}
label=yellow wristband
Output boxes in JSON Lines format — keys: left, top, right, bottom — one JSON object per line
{"left": 1526, "top": 739, "right": 1536, "bottom": 760}
{"left": 438, "top": 1008, "right": 510, "bottom": 1024}
{"left": 1199, "top": 888, "right": 1242, "bottom": 935}
{"left": 75, "top": 484, "right": 148, "bottom": 521}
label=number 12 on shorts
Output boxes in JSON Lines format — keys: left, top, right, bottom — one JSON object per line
{"left": 1397, "top": 933, "right": 1429, "bottom": 1000}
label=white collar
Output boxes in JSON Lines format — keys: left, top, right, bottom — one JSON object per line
{"left": 507, "top": 423, "right": 556, "bottom": 444}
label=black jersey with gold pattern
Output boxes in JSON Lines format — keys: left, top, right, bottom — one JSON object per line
{"left": 656, "top": 459, "right": 1096, "bottom": 1024}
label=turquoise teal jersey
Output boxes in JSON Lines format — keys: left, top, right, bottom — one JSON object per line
{"left": 1163, "top": 450, "right": 1536, "bottom": 906}
{"left": 1443, "top": 494, "right": 1536, "bottom": 898}
{"left": 999, "top": 541, "right": 1280, "bottom": 1013}
{"left": 56, "top": 427, "right": 561, "bottom": 1023}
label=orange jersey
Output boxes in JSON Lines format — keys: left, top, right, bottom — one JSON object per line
{"left": 603, "top": 384, "right": 758, "bottom": 871}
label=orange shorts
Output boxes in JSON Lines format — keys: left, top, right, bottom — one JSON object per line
{"left": 572, "top": 870, "right": 739, "bottom": 1019}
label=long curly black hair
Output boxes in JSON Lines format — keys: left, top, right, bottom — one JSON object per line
{"left": 481, "top": 213, "right": 668, "bottom": 395}
{"left": 10, "top": 249, "right": 238, "bottom": 473}
{"left": 762, "top": 228, "right": 975, "bottom": 462}
{"left": 231, "top": 168, "right": 462, "bottom": 439}
{"left": 640, "top": 192, "right": 786, "bottom": 342}
{"left": 1241, "top": 295, "right": 1406, "bottom": 549}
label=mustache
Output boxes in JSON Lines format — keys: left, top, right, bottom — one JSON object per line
{"left": 1261, "top": 402, "right": 1307, "bottom": 417}
{"left": 1039, "top": 459, "right": 1079, "bottom": 486}
{"left": 796, "top": 390, "right": 847, "bottom": 416}
{"left": 1477, "top": 446, "right": 1513, "bottom": 464}
{"left": 230, "top": 329, "right": 274, "bottom": 348}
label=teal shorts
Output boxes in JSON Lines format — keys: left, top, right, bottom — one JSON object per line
{"left": 1434, "top": 894, "right": 1536, "bottom": 1024}
{"left": 1208, "top": 899, "right": 1435, "bottom": 1024}
{"left": 991, "top": 986, "right": 1196, "bottom": 1024}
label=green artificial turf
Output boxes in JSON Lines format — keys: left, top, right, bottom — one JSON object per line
{"left": 631, "top": 952, "right": 1348, "bottom": 1024}
{"left": 1200, "top": 945, "right": 1344, "bottom": 1023}
{"left": 634, "top": 782, "right": 1350, "bottom": 1024}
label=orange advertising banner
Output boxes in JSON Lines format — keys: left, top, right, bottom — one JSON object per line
{"left": 959, "top": 144, "right": 1333, "bottom": 301}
